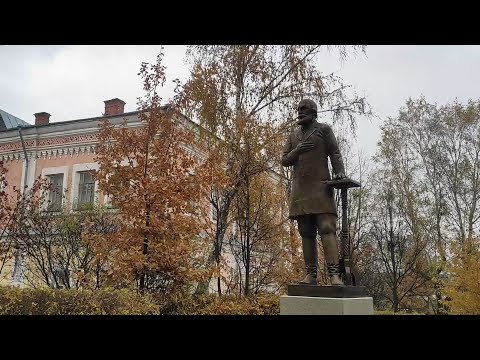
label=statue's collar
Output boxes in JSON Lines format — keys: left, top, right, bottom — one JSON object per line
{"left": 295, "top": 121, "right": 318, "bottom": 141}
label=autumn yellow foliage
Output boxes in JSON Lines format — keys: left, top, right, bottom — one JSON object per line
{"left": 0, "top": 286, "right": 280, "bottom": 315}
{"left": 154, "top": 293, "right": 280, "bottom": 315}
{"left": 444, "top": 239, "right": 480, "bottom": 314}
{"left": 0, "top": 286, "right": 159, "bottom": 315}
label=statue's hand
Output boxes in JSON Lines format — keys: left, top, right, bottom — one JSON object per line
{"left": 334, "top": 172, "right": 345, "bottom": 180}
{"left": 296, "top": 141, "right": 315, "bottom": 154}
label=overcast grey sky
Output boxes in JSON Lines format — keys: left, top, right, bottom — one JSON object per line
{"left": 2, "top": 45, "right": 480, "bottom": 157}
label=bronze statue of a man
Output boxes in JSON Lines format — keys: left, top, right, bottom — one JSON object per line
{"left": 282, "top": 99, "right": 345, "bottom": 286}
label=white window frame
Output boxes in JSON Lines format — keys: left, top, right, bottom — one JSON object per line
{"left": 103, "top": 159, "right": 133, "bottom": 208}
{"left": 72, "top": 163, "right": 99, "bottom": 209}
{"left": 41, "top": 166, "right": 68, "bottom": 211}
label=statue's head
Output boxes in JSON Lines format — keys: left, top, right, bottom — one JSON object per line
{"left": 297, "top": 99, "right": 317, "bottom": 125}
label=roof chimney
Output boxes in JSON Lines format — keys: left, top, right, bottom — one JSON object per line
{"left": 34, "top": 112, "right": 51, "bottom": 126}
{"left": 104, "top": 98, "right": 126, "bottom": 116}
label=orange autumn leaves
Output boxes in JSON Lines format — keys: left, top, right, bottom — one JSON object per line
{"left": 92, "top": 53, "right": 214, "bottom": 292}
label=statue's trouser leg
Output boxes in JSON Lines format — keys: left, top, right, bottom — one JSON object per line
{"left": 297, "top": 215, "right": 318, "bottom": 284}
{"left": 316, "top": 214, "right": 344, "bottom": 286}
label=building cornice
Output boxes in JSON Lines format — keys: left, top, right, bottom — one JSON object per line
{"left": 0, "top": 110, "right": 205, "bottom": 161}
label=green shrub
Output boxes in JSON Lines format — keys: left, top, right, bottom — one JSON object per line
{"left": 154, "top": 293, "right": 280, "bottom": 315}
{"left": 374, "top": 310, "right": 423, "bottom": 315}
{"left": 0, "top": 286, "right": 281, "bottom": 315}
{"left": 0, "top": 286, "right": 159, "bottom": 315}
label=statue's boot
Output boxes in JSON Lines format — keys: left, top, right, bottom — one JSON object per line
{"left": 299, "top": 273, "right": 317, "bottom": 285}
{"left": 299, "top": 236, "right": 318, "bottom": 285}
{"left": 321, "top": 233, "right": 344, "bottom": 286}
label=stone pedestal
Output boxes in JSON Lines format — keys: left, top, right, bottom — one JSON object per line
{"left": 280, "top": 285, "right": 373, "bottom": 315}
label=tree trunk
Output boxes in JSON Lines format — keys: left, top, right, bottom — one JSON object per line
{"left": 195, "top": 192, "right": 234, "bottom": 294}
{"left": 244, "top": 177, "right": 251, "bottom": 296}
{"left": 139, "top": 205, "right": 151, "bottom": 293}
{"left": 392, "top": 287, "right": 399, "bottom": 313}
{"left": 217, "top": 257, "right": 222, "bottom": 295}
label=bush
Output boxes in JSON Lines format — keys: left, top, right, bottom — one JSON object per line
{"left": 374, "top": 310, "right": 423, "bottom": 315}
{"left": 0, "top": 286, "right": 280, "bottom": 315}
{"left": 0, "top": 286, "right": 159, "bottom": 315}
{"left": 154, "top": 293, "right": 280, "bottom": 315}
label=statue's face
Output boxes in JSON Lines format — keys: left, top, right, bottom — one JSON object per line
{"left": 297, "top": 100, "right": 317, "bottom": 125}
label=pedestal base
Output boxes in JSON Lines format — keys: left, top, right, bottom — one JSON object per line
{"left": 287, "top": 284, "right": 367, "bottom": 297}
{"left": 280, "top": 295, "right": 373, "bottom": 315}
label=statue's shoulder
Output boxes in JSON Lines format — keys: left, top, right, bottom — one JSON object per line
{"left": 317, "top": 122, "right": 334, "bottom": 135}
{"left": 317, "top": 122, "right": 332, "bottom": 131}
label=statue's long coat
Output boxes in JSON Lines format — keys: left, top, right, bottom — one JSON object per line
{"left": 282, "top": 121, "right": 345, "bottom": 220}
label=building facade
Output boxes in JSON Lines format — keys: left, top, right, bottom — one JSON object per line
{"left": 1, "top": 98, "right": 284, "bottom": 293}
{"left": 1, "top": 98, "right": 216, "bottom": 287}
{"left": 1, "top": 98, "right": 134, "bottom": 207}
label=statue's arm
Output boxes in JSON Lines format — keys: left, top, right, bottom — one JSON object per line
{"left": 281, "top": 135, "right": 299, "bottom": 167}
{"left": 325, "top": 125, "right": 346, "bottom": 176}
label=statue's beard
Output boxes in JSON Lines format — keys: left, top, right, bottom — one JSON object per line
{"left": 297, "top": 114, "right": 314, "bottom": 125}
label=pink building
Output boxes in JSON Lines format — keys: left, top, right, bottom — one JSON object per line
{"left": 1, "top": 98, "right": 134, "bottom": 209}
{"left": 1, "top": 98, "right": 207, "bottom": 285}
{"left": 1, "top": 98, "right": 267, "bottom": 292}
